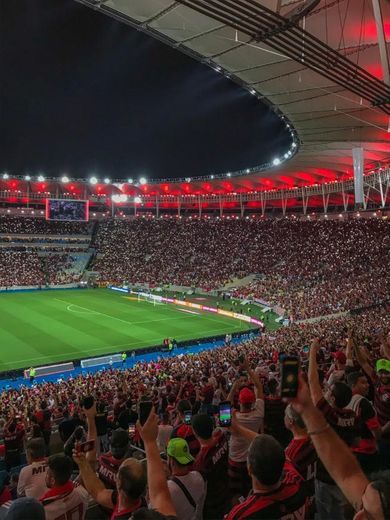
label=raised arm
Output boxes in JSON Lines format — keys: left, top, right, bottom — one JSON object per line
{"left": 354, "top": 345, "right": 376, "bottom": 382}
{"left": 308, "top": 339, "right": 323, "bottom": 405}
{"left": 242, "top": 358, "right": 264, "bottom": 400}
{"left": 137, "top": 408, "right": 176, "bottom": 518}
{"left": 73, "top": 448, "right": 114, "bottom": 510}
{"left": 84, "top": 402, "right": 98, "bottom": 465}
{"left": 291, "top": 375, "right": 368, "bottom": 513}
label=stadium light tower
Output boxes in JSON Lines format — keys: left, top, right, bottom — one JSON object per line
{"left": 61, "top": 176, "right": 69, "bottom": 183}
{"left": 89, "top": 177, "right": 98, "bottom": 185}
{"left": 273, "top": 158, "right": 281, "bottom": 166}
{"left": 139, "top": 177, "right": 147, "bottom": 185}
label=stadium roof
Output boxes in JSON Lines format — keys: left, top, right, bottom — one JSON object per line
{"left": 74, "top": 0, "right": 390, "bottom": 192}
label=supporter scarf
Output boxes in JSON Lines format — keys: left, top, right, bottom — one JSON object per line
{"left": 40, "top": 481, "right": 75, "bottom": 504}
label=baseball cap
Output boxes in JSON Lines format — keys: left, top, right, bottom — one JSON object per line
{"left": 376, "top": 359, "right": 390, "bottom": 373}
{"left": 167, "top": 438, "right": 194, "bottom": 465}
{"left": 332, "top": 351, "right": 346, "bottom": 364}
{"left": 239, "top": 387, "right": 256, "bottom": 404}
{"left": 5, "top": 498, "right": 45, "bottom": 520}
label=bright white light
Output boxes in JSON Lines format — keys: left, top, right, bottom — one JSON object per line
{"left": 25, "top": 175, "right": 31, "bottom": 181}
{"left": 134, "top": 196, "right": 142, "bottom": 204}
{"left": 111, "top": 194, "right": 127, "bottom": 203}
{"left": 210, "top": 175, "right": 215, "bottom": 180}
{"left": 284, "top": 153, "right": 289, "bottom": 159}
{"left": 215, "top": 66, "right": 222, "bottom": 72}
{"left": 127, "top": 178, "right": 134, "bottom": 184}
{"left": 61, "top": 176, "right": 69, "bottom": 183}
{"left": 89, "top": 177, "right": 98, "bottom": 185}
{"left": 227, "top": 173, "right": 231, "bottom": 177}
{"left": 3, "top": 173, "right": 9, "bottom": 179}
{"left": 38, "top": 175, "right": 45, "bottom": 182}
{"left": 273, "top": 158, "right": 281, "bottom": 166}
{"left": 250, "top": 88, "right": 256, "bottom": 95}
{"left": 186, "top": 177, "right": 192, "bottom": 183}
{"left": 246, "top": 169, "right": 250, "bottom": 174}
{"left": 139, "top": 177, "right": 147, "bottom": 185}
{"left": 104, "top": 178, "right": 111, "bottom": 184}
{"left": 292, "top": 142, "right": 297, "bottom": 148}
{"left": 339, "top": 213, "right": 343, "bottom": 218}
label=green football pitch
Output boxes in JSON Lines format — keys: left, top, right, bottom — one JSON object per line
{"left": 0, "top": 289, "right": 258, "bottom": 372}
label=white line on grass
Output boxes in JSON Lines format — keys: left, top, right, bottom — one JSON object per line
{"left": 54, "top": 298, "right": 196, "bottom": 327}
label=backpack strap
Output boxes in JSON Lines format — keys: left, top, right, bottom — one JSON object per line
{"left": 169, "top": 476, "right": 196, "bottom": 509}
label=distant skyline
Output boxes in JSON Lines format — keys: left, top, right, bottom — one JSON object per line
{"left": 0, "top": 0, "right": 290, "bottom": 180}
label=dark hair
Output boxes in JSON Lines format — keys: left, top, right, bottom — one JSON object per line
{"left": 191, "top": 414, "right": 213, "bottom": 440}
{"left": 332, "top": 382, "right": 352, "bottom": 408}
{"left": 268, "top": 378, "right": 279, "bottom": 395}
{"left": 26, "top": 438, "right": 45, "bottom": 460}
{"left": 347, "top": 371, "right": 365, "bottom": 388}
{"left": 117, "top": 460, "right": 147, "bottom": 500}
{"left": 248, "top": 435, "right": 285, "bottom": 486}
{"left": 177, "top": 400, "right": 191, "bottom": 414}
{"left": 48, "top": 454, "right": 72, "bottom": 486}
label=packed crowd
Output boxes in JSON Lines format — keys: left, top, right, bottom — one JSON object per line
{"left": 0, "top": 216, "right": 388, "bottom": 320}
{"left": 93, "top": 218, "right": 390, "bottom": 319}
{"left": 0, "top": 216, "right": 90, "bottom": 235}
{"left": 0, "top": 303, "right": 388, "bottom": 519}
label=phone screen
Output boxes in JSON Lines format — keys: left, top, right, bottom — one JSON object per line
{"left": 184, "top": 410, "right": 192, "bottom": 425}
{"left": 219, "top": 402, "right": 232, "bottom": 427}
{"left": 139, "top": 401, "right": 153, "bottom": 426}
{"left": 128, "top": 424, "right": 136, "bottom": 436}
{"left": 280, "top": 357, "right": 299, "bottom": 398}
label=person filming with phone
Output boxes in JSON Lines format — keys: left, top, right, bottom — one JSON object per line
{"left": 227, "top": 356, "right": 265, "bottom": 503}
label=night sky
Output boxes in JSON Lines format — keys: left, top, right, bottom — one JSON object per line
{"left": 0, "top": 0, "right": 290, "bottom": 181}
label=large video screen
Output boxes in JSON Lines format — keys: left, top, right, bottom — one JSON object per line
{"left": 45, "top": 199, "right": 89, "bottom": 222}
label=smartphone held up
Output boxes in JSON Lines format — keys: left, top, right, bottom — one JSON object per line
{"left": 280, "top": 356, "right": 299, "bottom": 398}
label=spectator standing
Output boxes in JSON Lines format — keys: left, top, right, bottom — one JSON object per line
{"left": 192, "top": 413, "right": 229, "bottom": 519}
{"left": 40, "top": 454, "right": 88, "bottom": 520}
{"left": 17, "top": 438, "right": 48, "bottom": 499}
{"left": 166, "top": 438, "right": 206, "bottom": 520}
{"left": 227, "top": 359, "right": 264, "bottom": 501}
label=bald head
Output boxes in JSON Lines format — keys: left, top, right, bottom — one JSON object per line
{"left": 117, "top": 458, "right": 147, "bottom": 501}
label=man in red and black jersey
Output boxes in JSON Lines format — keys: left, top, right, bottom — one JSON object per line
{"left": 354, "top": 347, "right": 390, "bottom": 470}
{"left": 347, "top": 371, "right": 381, "bottom": 474}
{"left": 284, "top": 405, "right": 317, "bottom": 517}
{"left": 170, "top": 400, "right": 200, "bottom": 457}
{"left": 98, "top": 430, "right": 130, "bottom": 489}
{"left": 226, "top": 429, "right": 307, "bottom": 520}
{"left": 309, "top": 340, "right": 359, "bottom": 520}
{"left": 3, "top": 415, "right": 25, "bottom": 471}
{"left": 192, "top": 414, "right": 229, "bottom": 519}
{"left": 34, "top": 400, "right": 52, "bottom": 450}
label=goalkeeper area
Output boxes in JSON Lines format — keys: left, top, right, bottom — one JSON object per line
{"left": 0, "top": 288, "right": 264, "bottom": 372}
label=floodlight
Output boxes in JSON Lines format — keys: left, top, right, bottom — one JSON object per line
{"left": 104, "top": 178, "right": 111, "bottom": 184}
{"left": 273, "top": 158, "right": 281, "bottom": 166}
{"left": 37, "top": 175, "right": 45, "bottom": 182}
{"left": 89, "top": 177, "right": 98, "bottom": 185}
{"left": 61, "top": 176, "right": 69, "bottom": 183}
{"left": 25, "top": 175, "right": 31, "bottom": 181}
{"left": 127, "top": 178, "right": 134, "bottom": 184}
{"left": 3, "top": 173, "right": 9, "bottom": 179}
{"left": 139, "top": 177, "right": 147, "bottom": 185}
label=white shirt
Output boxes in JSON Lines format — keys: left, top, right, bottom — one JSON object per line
{"left": 167, "top": 471, "right": 206, "bottom": 520}
{"left": 229, "top": 398, "right": 265, "bottom": 462}
{"left": 42, "top": 485, "right": 89, "bottom": 520}
{"left": 157, "top": 424, "right": 174, "bottom": 452}
{"left": 17, "top": 460, "right": 49, "bottom": 499}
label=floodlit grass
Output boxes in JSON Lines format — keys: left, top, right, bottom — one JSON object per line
{"left": 0, "top": 289, "right": 259, "bottom": 371}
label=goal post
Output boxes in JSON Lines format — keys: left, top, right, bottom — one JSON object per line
{"left": 136, "top": 291, "right": 164, "bottom": 306}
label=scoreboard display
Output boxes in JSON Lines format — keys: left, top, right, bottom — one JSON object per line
{"left": 45, "top": 199, "right": 89, "bottom": 222}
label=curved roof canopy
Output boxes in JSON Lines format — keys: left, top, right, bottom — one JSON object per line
{"left": 75, "top": 0, "right": 390, "bottom": 191}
